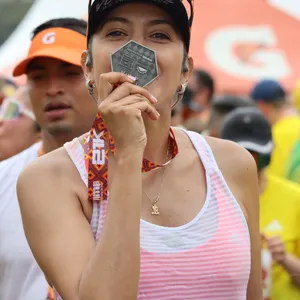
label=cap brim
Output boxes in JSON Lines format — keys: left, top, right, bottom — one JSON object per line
{"left": 13, "top": 47, "right": 83, "bottom": 77}
{"left": 237, "top": 140, "right": 273, "bottom": 155}
{"left": 88, "top": 0, "right": 191, "bottom": 50}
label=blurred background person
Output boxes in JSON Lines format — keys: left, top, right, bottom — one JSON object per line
{"left": 221, "top": 107, "right": 300, "bottom": 300}
{"left": 0, "top": 75, "right": 18, "bottom": 105}
{"left": 203, "top": 94, "right": 254, "bottom": 137}
{"left": 0, "top": 85, "right": 40, "bottom": 161}
{"left": 250, "top": 79, "right": 300, "bottom": 180}
{"left": 0, "top": 17, "right": 97, "bottom": 300}
{"left": 285, "top": 80, "right": 300, "bottom": 184}
{"left": 182, "top": 69, "right": 215, "bottom": 124}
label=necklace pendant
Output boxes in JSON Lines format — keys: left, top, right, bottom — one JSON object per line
{"left": 151, "top": 203, "right": 160, "bottom": 215}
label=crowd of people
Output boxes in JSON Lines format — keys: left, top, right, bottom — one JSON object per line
{"left": 0, "top": 0, "right": 300, "bottom": 299}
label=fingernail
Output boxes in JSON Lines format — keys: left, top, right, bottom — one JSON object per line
{"left": 157, "top": 112, "right": 160, "bottom": 117}
{"left": 151, "top": 94, "right": 158, "bottom": 102}
{"left": 128, "top": 75, "right": 137, "bottom": 82}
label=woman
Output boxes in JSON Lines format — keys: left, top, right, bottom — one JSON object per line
{"left": 17, "top": 0, "right": 262, "bottom": 299}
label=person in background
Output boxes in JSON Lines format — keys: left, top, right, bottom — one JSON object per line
{"left": 250, "top": 79, "right": 300, "bottom": 179}
{"left": 203, "top": 94, "right": 254, "bottom": 137}
{"left": 0, "top": 76, "right": 18, "bottom": 105}
{"left": 221, "top": 107, "right": 300, "bottom": 300}
{"left": 292, "top": 79, "right": 300, "bottom": 115}
{"left": 0, "top": 17, "right": 97, "bottom": 300}
{"left": 0, "top": 85, "right": 41, "bottom": 161}
{"left": 182, "top": 69, "right": 214, "bottom": 123}
{"left": 285, "top": 80, "right": 300, "bottom": 183}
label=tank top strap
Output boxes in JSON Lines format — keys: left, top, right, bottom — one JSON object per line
{"left": 182, "top": 129, "right": 219, "bottom": 173}
{"left": 63, "top": 138, "right": 87, "bottom": 185}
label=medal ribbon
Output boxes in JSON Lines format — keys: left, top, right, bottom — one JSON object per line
{"left": 83, "top": 112, "right": 178, "bottom": 201}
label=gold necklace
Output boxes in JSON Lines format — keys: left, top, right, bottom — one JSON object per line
{"left": 142, "top": 144, "right": 169, "bottom": 216}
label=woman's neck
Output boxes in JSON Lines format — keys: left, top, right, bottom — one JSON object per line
{"left": 143, "top": 113, "right": 172, "bottom": 165}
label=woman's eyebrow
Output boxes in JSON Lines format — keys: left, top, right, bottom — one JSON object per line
{"left": 147, "top": 19, "right": 173, "bottom": 27}
{"left": 103, "top": 17, "right": 173, "bottom": 27}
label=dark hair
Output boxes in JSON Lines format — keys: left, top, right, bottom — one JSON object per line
{"left": 194, "top": 69, "right": 215, "bottom": 101}
{"left": 207, "top": 95, "right": 254, "bottom": 129}
{"left": 31, "top": 18, "right": 87, "bottom": 40}
{"left": 86, "top": 35, "right": 189, "bottom": 72}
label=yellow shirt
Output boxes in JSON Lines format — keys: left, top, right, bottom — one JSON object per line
{"left": 268, "top": 116, "right": 300, "bottom": 178}
{"left": 260, "top": 172, "right": 300, "bottom": 300}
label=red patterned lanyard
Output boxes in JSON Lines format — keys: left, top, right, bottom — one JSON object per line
{"left": 83, "top": 112, "right": 178, "bottom": 202}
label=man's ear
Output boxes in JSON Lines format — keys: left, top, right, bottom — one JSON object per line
{"left": 81, "top": 50, "right": 93, "bottom": 81}
{"left": 181, "top": 56, "right": 194, "bottom": 86}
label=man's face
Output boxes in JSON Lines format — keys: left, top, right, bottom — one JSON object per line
{"left": 26, "top": 58, "right": 97, "bottom": 137}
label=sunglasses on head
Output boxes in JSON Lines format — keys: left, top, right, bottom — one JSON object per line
{"left": 0, "top": 97, "right": 35, "bottom": 121}
{"left": 249, "top": 151, "right": 271, "bottom": 170}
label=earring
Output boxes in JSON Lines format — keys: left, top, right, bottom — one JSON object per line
{"left": 176, "top": 83, "right": 186, "bottom": 95}
{"left": 172, "top": 83, "right": 186, "bottom": 108}
{"left": 85, "top": 79, "right": 98, "bottom": 104}
{"left": 85, "top": 79, "right": 95, "bottom": 95}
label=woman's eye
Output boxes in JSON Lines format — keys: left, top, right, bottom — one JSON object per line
{"left": 151, "top": 32, "right": 170, "bottom": 40}
{"left": 107, "top": 31, "right": 126, "bottom": 37}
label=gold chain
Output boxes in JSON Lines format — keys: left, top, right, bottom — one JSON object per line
{"left": 142, "top": 143, "right": 169, "bottom": 216}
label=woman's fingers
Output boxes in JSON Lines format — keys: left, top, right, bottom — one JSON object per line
{"left": 108, "top": 82, "right": 157, "bottom": 104}
{"left": 97, "top": 72, "right": 137, "bottom": 101}
{"left": 128, "top": 101, "right": 160, "bottom": 120}
{"left": 96, "top": 72, "right": 158, "bottom": 105}
{"left": 99, "top": 95, "right": 159, "bottom": 121}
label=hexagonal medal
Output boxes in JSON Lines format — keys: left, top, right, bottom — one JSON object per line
{"left": 111, "top": 40, "right": 158, "bottom": 87}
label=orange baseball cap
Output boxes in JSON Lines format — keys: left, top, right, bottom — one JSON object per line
{"left": 13, "top": 27, "right": 87, "bottom": 77}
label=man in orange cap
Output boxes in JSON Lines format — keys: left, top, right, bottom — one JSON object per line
{"left": 0, "top": 18, "right": 97, "bottom": 300}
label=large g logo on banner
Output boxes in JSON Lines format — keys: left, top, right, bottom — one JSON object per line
{"left": 42, "top": 32, "right": 56, "bottom": 44}
{"left": 205, "top": 25, "right": 291, "bottom": 79}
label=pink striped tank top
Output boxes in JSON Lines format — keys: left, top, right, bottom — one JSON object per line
{"left": 58, "top": 130, "right": 251, "bottom": 300}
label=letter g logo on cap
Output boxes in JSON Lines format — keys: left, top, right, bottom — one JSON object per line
{"left": 42, "top": 32, "right": 56, "bottom": 44}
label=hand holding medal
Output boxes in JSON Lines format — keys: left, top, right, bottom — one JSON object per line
{"left": 84, "top": 41, "right": 178, "bottom": 203}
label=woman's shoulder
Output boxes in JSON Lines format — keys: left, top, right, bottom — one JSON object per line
{"left": 205, "top": 136, "right": 257, "bottom": 177}
{"left": 177, "top": 129, "right": 257, "bottom": 184}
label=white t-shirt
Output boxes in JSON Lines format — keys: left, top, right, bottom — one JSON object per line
{"left": 0, "top": 142, "right": 49, "bottom": 300}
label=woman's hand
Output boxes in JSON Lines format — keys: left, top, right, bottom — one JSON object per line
{"left": 96, "top": 72, "right": 159, "bottom": 156}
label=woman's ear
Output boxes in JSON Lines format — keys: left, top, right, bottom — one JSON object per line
{"left": 81, "top": 50, "right": 93, "bottom": 81}
{"left": 181, "top": 56, "right": 194, "bottom": 87}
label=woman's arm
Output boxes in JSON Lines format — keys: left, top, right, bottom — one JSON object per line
{"left": 78, "top": 151, "right": 143, "bottom": 299}
{"left": 17, "top": 149, "right": 143, "bottom": 300}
